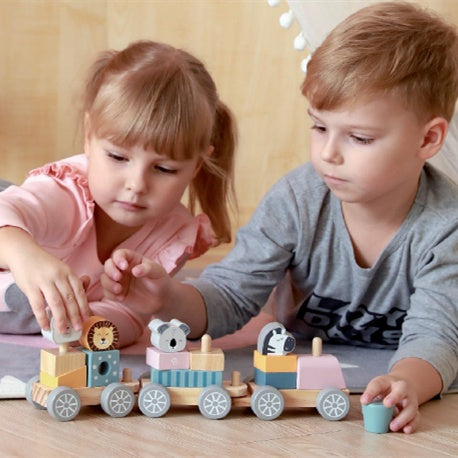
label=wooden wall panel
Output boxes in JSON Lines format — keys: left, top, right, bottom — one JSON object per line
{"left": 1, "top": 0, "right": 457, "bottom": 262}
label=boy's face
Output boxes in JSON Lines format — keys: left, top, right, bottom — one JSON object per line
{"left": 308, "top": 95, "right": 427, "bottom": 207}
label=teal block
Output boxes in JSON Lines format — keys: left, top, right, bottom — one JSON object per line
{"left": 82, "top": 349, "right": 120, "bottom": 387}
{"left": 150, "top": 368, "right": 223, "bottom": 387}
{"left": 254, "top": 368, "right": 296, "bottom": 389}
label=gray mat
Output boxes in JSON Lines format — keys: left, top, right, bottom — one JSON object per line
{"left": 1, "top": 341, "right": 456, "bottom": 398}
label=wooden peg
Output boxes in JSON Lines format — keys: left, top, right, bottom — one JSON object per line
{"left": 312, "top": 337, "right": 322, "bottom": 356}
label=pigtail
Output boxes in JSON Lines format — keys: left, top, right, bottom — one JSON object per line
{"left": 189, "top": 101, "right": 238, "bottom": 244}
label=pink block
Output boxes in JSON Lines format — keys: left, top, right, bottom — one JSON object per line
{"left": 296, "top": 354, "right": 346, "bottom": 390}
{"left": 146, "top": 346, "right": 190, "bottom": 370}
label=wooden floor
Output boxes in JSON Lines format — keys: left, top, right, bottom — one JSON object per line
{"left": 0, "top": 393, "right": 456, "bottom": 456}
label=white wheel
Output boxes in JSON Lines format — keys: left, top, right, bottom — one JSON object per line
{"left": 47, "top": 386, "right": 81, "bottom": 421}
{"left": 138, "top": 383, "right": 171, "bottom": 418}
{"left": 198, "top": 385, "right": 232, "bottom": 419}
{"left": 251, "top": 385, "right": 284, "bottom": 420}
{"left": 101, "top": 383, "right": 135, "bottom": 418}
{"left": 316, "top": 388, "right": 350, "bottom": 421}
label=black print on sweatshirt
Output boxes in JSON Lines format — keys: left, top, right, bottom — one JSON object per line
{"left": 296, "top": 293, "right": 406, "bottom": 347}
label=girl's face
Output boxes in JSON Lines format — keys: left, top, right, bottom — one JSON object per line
{"left": 308, "top": 94, "right": 429, "bottom": 209}
{"left": 84, "top": 131, "right": 203, "bottom": 230}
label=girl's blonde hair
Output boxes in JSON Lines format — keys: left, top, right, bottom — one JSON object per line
{"left": 83, "top": 40, "right": 237, "bottom": 244}
{"left": 302, "top": 2, "right": 458, "bottom": 122}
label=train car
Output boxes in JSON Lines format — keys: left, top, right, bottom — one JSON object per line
{"left": 138, "top": 320, "right": 350, "bottom": 421}
{"left": 26, "top": 315, "right": 139, "bottom": 421}
{"left": 27, "top": 317, "right": 350, "bottom": 422}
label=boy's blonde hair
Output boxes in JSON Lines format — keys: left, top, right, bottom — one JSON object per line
{"left": 302, "top": 1, "right": 458, "bottom": 122}
{"left": 83, "top": 40, "right": 237, "bottom": 244}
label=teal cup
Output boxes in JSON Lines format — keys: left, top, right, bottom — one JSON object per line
{"left": 362, "top": 401, "right": 395, "bottom": 434}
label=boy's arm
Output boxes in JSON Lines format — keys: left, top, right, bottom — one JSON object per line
{"left": 361, "top": 357, "right": 442, "bottom": 434}
{"left": 101, "top": 248, "right": 208, "bottom": 338}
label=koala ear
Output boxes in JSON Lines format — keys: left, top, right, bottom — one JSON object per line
{"left": 148, "top": 318, "right": 165, "bottom": 332}
{"left": 157, "top": 324, "right": 170, "bottom": 335}
{"left": 170, "top": 319, "right": 191, "bottom": 336}
{"left": 179, "top": 323, "right": 190, "bottom": 336}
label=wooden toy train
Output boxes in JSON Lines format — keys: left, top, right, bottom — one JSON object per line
{"left": 26, "top": 317, "right": 350, "bottom": 422}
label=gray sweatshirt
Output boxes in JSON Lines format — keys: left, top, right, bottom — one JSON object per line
{"left": 189, "top": 162, "right": 458, "bottom": 392}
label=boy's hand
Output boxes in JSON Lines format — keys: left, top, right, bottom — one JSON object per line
{"left": 361, "top": 374, "right": 420, "bottom": 434}
{"left": 101, "top": 248, "right": 171, "bottom": 311}
{"left": 9, "top": 249, "right": 90, "bottom": 334}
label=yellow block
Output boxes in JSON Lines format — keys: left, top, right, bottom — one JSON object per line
{"left": 253, "top": 350, "right": 298, "bottom": 373}
{"left": 40, "top": 365, "right": 87, "bottom": 388}
{"left": 40, "top": 347, "right": 86, "bottom": 377}
{"left": 189, "top": 348, "right": 224, "bottom": 371}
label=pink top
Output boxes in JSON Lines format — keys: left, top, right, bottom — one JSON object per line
{"left": 0, "top": 154, "right": 214, "bottom": 346}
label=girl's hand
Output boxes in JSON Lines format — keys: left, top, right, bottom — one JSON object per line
{"left": 9, "top": 249, "right": 90, "bottom": 334}
{"left": 101, "top": 248, "right": 172, "bottom": 312}
{"left": 360, "top": 374, "right": 420, "bottom": 434}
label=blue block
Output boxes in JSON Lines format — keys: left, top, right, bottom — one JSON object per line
{"left": 150, "top": 368, "right": 223, "bottom": 387}
{"left": 82, "top": 349, "right": 120, "bottom": 387}
{"left": 254, "top": 368, "right": 297, "bottom": 389}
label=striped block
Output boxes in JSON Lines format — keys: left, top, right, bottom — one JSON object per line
{"left": 150, "top": 368, "right": 223, "bottom": 387}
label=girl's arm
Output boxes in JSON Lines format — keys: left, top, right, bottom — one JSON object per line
{"left": 0, "top": 226, "right": 90, "bottom": 333}
{"left": 101, "top": 248, "right": 208, "bottom": 338}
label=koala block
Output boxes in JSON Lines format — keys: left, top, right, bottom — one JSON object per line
{"left": 40, "top": 347, "right": 86, "bottom": 377}
{"left": 82, "top": 349, "right": 120, "bottom": 387}
{"left": 40, "top": 365, "right": 87, "bottom": 388}
{"left": 296, "top": 354, "right": 346, "bottom": 390}
{"left": 149, "top": 318, "right": 190, "bottom": 352}
{"left": 254, "top": 368, "right": 297, "bottom": 389}
{"left": 189, "top": 348, "right": 224, "bottom": 371}
{"left": 253, "top": 350, "right": 297, "bottom": 373}
{"left": 146, "top": 346, "right": 190, "bottom": 370}
{"left": 150, "top": 368, "right": 223, "bottom": 387}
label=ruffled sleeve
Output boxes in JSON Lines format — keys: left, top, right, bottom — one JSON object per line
{"left": 123, "top": 207, "right": 216, "bottom": 276}
{"left": 0, "top": 154, "right": 95, "bottom": 250}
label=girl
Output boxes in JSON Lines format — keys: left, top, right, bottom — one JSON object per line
{"left": 0, "top": 40, "right": 237, "bottom": 347}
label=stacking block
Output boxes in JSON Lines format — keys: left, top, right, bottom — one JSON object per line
{"left": 82, "top": 349, "right": 120, "bottom": 387}
{"left": 189, "top": 334, "right": 224, "bottom": 371}
{"left": 79, "top": 316, "right": 119, "bottom": 351}
{"left": 296, "top": 354, "right": 346, "bottom": 389}
{"left": 146, "top": 346, "right": 190, "bottom": 370}
{"left": 253, "top": 350, "right": 297, "bottom": 373}
{"left": 254, "top": 368, "right": 296, "bottom": 389}
{"left": 40, "top": 347, "right": 86, "bottom": 377}
{"left": 150, "top": 368, "right": 223, "bottom": 387}
{"left": 40, "top": 365, "right": 87, "bottom": 388}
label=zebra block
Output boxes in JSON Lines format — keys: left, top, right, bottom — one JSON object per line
{"left": 82, "top": 348, "right": 120, "bottom": 387}
{"left": 254, "top": 368, "right": 297, "bottom": 389}
{"left": 253, "top": 350, "right": 297, "bottom": 373}
{"left": 150, "top": 368, "right": 223, "bottom": 387}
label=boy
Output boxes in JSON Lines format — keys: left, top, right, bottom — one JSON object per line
{"left": 102, "top": 2, "right": 458, "bottom": 433}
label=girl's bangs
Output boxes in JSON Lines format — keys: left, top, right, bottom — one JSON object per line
{"left": 90, "top": 77, "right": 213, "bottom": 160}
